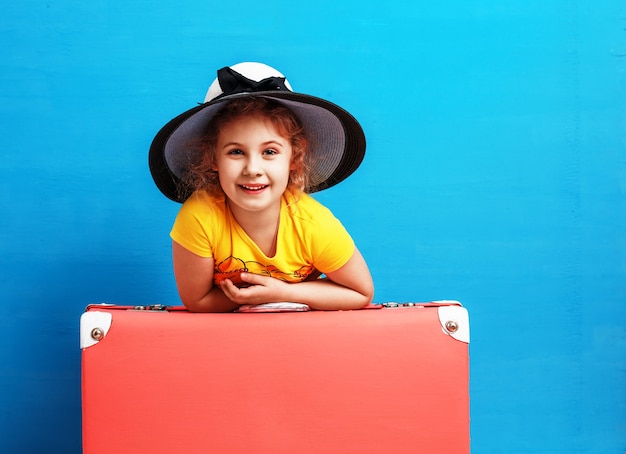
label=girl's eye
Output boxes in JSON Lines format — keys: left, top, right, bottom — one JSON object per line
{"left": 228, "top": 149, "right": 244, "bottom": 155}
{"left": 263, "top": 148, "right": 278, "bottom": 156}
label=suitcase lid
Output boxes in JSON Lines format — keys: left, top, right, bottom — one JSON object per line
{"left": 80, "top": 300, "right": 468, "bottom": 348}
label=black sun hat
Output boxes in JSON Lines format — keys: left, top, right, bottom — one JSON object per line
{"left": 149, "top": 62, "right": 366, "bottom": 203}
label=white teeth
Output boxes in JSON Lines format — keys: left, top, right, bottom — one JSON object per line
{"left": 241, "top": 185, "right": 266, "bottom": 190}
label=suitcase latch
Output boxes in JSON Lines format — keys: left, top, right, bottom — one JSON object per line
{"left": 132, "top": 304, "right": 169, "bottom": 311}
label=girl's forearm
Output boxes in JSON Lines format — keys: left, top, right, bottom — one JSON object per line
{"left": 183, "top": 286, "right": 240, "bottom": 313}
{"left": 283, "top": 278, "right": 373, "bottom": 311}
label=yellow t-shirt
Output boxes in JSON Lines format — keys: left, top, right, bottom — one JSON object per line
{"left": 170, "top": 190, "right": 355, "bottom": 285}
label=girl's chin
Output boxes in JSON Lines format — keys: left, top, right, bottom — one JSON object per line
{"left": 226, "top": 195, "right": 281, "bottom": 213}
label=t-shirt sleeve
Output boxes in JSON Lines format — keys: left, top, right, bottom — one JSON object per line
{"left": 309, "top": 205, "right": 355, "bottom": 274}
{"left": 170, "top": 194, "right": 214, "bottom": 258}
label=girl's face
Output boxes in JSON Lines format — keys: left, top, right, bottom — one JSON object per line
{"left": 214, "top": 113, "right": 293, "bottom": 218}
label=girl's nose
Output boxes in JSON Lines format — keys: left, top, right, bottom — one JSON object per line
{"left": 243, "top": 155, "right": 263, "bottom": 177}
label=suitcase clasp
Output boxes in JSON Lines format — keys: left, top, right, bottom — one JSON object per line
{"left": 133, "top": 304, "right": 169, "bottom": 311}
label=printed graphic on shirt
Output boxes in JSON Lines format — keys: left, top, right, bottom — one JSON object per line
{"left": 214, "top": 256, "right": 316, "bottom": 286}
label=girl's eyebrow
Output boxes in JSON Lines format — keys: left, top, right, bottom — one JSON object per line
{"left": 220, "top": 141, "right": 243, "bottom": 149}
{"left": 221, "top": 140, "right": 285, "bottom": 149}
{"left": 261, "top": 140, "right": 285, "bottom": 148}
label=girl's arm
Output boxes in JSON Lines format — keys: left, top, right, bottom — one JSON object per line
{"left": 219, "top": 247, "right": 374, "bottom": 310}
{"left": 172, "top": 240, "right": 240, "bottom": 312}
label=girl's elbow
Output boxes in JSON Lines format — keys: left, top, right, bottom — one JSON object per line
{"left": 182, "top": 300, "right": 205, "bottom": 313}
{"left": 180, "top": 296, "right": 206, "bottom": 312}
{"left": 362, "top": 288, "right": 375, "bottom": 307}
{"left": 354, "top": 282, "right": 374, "bottom": 309}
{"left": 363, "top": 277, "right": 375, "bottom": 303}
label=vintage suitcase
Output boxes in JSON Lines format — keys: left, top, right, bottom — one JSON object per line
{"left": 81, "top": 301, "right": 469, "bottom": 454}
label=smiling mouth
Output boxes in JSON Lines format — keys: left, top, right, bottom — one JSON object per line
{"left": 240, "top": 184, "right": 268, "bottom": 192}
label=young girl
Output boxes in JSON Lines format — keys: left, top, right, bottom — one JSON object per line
{"left": 149, "top": 62, "right": 374, "bottom": 312}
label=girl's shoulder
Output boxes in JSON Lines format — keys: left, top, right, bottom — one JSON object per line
{"left": 283, "top": 189, "right": 336, "bottom": 223}
{"left": 182, "top": 190, "right": 225, "bottom": 208}
{"left": 178, "top": 190, "right": 228, "bottom": 219}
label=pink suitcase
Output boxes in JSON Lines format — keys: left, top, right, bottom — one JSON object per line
{"left": 81, "top": 302, "right": 470, "bottom": 453}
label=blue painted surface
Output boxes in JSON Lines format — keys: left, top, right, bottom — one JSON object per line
{"left": 1, "top": 1, "right": 625, "bottom": 452}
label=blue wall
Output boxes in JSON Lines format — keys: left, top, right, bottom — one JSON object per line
{"left": 1, "top": 1, "right": 625, "bottom": 452}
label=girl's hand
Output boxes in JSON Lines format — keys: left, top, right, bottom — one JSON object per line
{"left": 219, "top": 272, "right": 290, "bottom": 305}
{"left": 219, "top": 248, "right": 374, "bottom": 311}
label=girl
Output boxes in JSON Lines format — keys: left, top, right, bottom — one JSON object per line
{"left": 149, "top": 62, "right": 374, "bottom": 312}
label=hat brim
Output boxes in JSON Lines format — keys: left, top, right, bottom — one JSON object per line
{"left": 149, "top": 91, "right": 365, "bottom": 203}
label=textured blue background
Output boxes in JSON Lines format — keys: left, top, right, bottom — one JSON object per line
{"left": 1, "top": 1, "right": 625, "bottom": 452}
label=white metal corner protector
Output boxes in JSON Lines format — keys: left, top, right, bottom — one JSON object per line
{"left": 80, "top": 311, "right": 113, "bottom": 349}
{"left": 436, "top": 302, "right": 470, "bottom": 344}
